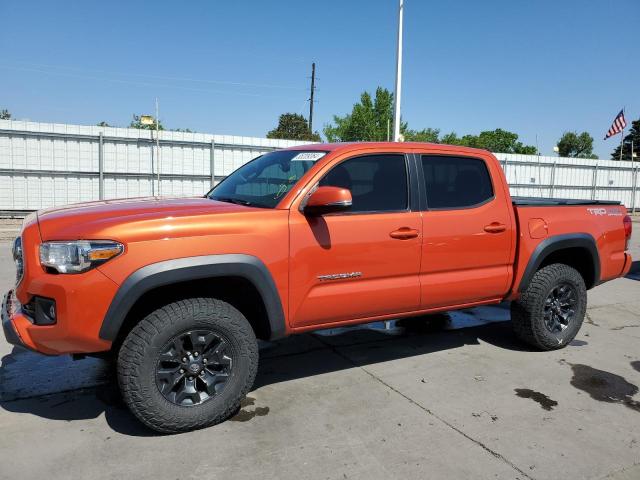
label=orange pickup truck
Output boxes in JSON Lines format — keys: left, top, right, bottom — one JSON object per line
{"left": 2, "top": 142, "right": 633, "bottom": 432}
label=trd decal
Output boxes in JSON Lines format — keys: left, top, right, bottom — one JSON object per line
{"left": 587, "top": 208, "right": 622, "bottom": 217}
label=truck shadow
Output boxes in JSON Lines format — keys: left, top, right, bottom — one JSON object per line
{"left": 0, "top": 307, "right": 539, "bottom": 437}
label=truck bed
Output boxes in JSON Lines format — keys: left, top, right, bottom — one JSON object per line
{"left": 512, "top": 197, "right": 621, "bottom": 206}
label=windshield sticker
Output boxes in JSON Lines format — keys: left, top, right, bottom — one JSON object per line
{"left": 291, "top": 152, "right": 326, "bottom": 162}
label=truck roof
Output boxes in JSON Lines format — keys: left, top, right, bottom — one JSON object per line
{"left": 282, "top": 141, "right": 492, "bottom": 157}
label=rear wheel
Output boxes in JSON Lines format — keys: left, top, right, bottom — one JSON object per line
{"left": 511, "top": 263, "right": 587, "bottom": 350}
{"left": 117, "top": 297, "right": 258, "bottom": 433}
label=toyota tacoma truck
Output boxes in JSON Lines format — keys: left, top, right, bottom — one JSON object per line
{"left": 2, "top": 142, "right": 634, "bottom": 433}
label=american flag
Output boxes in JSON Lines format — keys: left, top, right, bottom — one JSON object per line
{"left": 604, "top": 109, "right": 627, "bottom": 140}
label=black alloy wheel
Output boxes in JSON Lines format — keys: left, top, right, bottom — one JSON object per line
{"left": 542, "top": 283, "right": 577, "bottom": 334}
{"left": 156, "top": 330, "right": 233, "bottom": 406}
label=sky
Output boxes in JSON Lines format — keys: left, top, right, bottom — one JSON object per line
{"left": 0, "top": 0, "right": 637, "bottom": 159}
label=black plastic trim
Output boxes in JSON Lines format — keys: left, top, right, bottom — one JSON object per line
{"left": 513, "top": 197, "right": 621, "bottom": 206}
{"left": 407, "top": 154, "right": 421, "bottom": 212}
{"left": 2, "top": 292, "right": 24, "bottom": 348}
{"left": 33, "top": 296, "right": 56, "bottom": 326}
{"left": 99, "top": 254, "right": 286, "bottom": 342}
{"left": 518, "top": 233, "right": 600, "bottom": 292}
{"left": 412, "top": 153, "right": 428, "bottom": 211}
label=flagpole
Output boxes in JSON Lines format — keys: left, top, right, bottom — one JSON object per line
{"left": 619, "top": 108, "right": 625, "bottom": 161}
{"left": 392, "top": 0, "right": 404, "bottom": 142}
{"left": 632, "top": 139, "right": 636, "bottom": 214}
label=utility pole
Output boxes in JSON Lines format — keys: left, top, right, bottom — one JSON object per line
{"left": 309, "top": 62, "right": 316, "bottom": 133}
{"left": 392, "top": 0, "right": 404, "bottom": 142}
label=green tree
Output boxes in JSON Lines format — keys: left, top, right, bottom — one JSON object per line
{"left": 610, "top": 118, "right": 640, "bottom": 161}
{"left": 404, "top": 128, "right": 440, "bottom": 143}
{"left": 556, "top": 131, "right": 597, "bottom": 159}
{"left": 130, "top": 114, "right": 164, "bottom": 131}
{"left": 323, "top": 88, "right": 537, "bottom": 153}
{"left": 472, "top": 128, "right": 537, "bottom": 154}
{"left": 435, "top": 128, "right": 536, "bottom": 154}
{"left": 324, "top": 87, "right": 403, "bottom": 142}
{"left": 97, "top": 121, "right": 112, "bottom": 127}
{"left": 0, "top": 109, "right": 11, "bottom": 120}
{"left": 440, "top": 132, "right": 461, "bottom": 145}
{"left": 267, "top": 113, "right": 320, "bottom": 141}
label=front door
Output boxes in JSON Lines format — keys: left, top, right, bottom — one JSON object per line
{"left": 289, "top": 154, "right": 422, "bottom": 329}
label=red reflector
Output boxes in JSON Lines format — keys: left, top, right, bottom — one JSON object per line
{"left": 623, "top": 215, "right": 632, "bottom": 239}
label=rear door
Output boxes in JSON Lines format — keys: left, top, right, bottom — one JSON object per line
{"left": 288, "top": 153, "right": 422, "bottom": 328}
{"left": 418, "top": 153, "right": 514, "bottom": 308}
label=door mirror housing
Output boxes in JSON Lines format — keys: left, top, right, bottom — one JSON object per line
{"left": 303, "top": 186, "right": 352, "bottom": 215}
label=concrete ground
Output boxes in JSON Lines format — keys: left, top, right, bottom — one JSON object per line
{"left": 0, "top": 237, "right": 639, "bottom": 480}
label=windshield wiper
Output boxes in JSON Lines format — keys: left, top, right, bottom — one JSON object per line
{"left": 212, "top": 197, "right": 253, "bottom": 206}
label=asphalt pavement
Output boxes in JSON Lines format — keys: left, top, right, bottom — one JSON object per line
{"left": 0, "top": 237, "right": 639, "bottom": 480}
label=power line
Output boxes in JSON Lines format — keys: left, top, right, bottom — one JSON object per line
{"left": 0, "top": 65, "right": 293, "bottom": 99}
{"left": 0, "top": 61, "right": 305, "bottom": 91}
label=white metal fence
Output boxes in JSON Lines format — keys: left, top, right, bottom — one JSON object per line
{"left": 496, "top": 153, "right": 639, "bottom": 211}
{"left": 0, "top": 120, "right": 308, "bottom": 213}
{"left": 0, "top": 120, "right": 638, "bottom": 213}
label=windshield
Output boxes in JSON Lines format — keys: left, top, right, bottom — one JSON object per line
{"left": 207, "top": 150, "right": 326, "bottom": 208}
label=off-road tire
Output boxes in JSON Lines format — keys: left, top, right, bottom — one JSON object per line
{"left": 511, "top": 263, "right": 587, "bottom": 351}
{"left": 117, "top": 297, "right": 258, "bottom": 433}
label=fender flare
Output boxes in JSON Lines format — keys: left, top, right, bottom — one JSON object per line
{"left": 99, "top": 254, "right": 286, "bottom": 342}
{"left": 518, "top": 233, "right": 600, "bottom": 292}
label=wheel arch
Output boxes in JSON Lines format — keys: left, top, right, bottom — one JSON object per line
{"left": 518, "top": 233, "right": 600, "bottom": 292}
{"left": 99, "top": 254, "right": 287, "bottom": 345}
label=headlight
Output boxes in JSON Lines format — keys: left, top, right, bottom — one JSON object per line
{"left": 39, "top": 240, "right": 123, "bottom": 274}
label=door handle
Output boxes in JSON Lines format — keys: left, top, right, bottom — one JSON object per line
{"left": 484, "top": 223, "right": 506, "bottom": 233}
{"left": 390, "top": 228, "right": 420, "bottom": 240}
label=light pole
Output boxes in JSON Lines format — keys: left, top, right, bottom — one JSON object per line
{"left": 155, "top": 98, "right": 160, "bottom": 196}
{"left": 140, "top": 98, "right": 161, "bottom": 196}
{"left": 392, "top": 0, "right": 404, "bottom": 142}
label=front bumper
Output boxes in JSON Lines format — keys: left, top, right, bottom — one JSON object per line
{"left": 4, "top": 265, "right": 119, "bottom": 355}
{"left": 4, "top": 214, "right": 120, "bottom": 356}
{"left": 1, "top": 291, "right": 26, "bottom": 350}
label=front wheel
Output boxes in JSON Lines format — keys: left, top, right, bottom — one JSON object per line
{"left": 511, "top": 263, "right": 587, "bottom": 351}
{"left": 117, "top": 298, "right": 258, "bottom": 433}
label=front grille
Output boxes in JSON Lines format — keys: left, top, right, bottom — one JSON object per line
{"left": 12, "top": 236, "right": 24, "bottom": 285}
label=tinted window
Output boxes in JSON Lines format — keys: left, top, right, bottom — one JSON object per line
{"left": 421, "top": 155, "right": 493, "bottom": 209}
{"left": 209, "top": 150, "right": 325, "bottom": 208}
{"left": 319, "top": 154, "right": 408, "bottom": 213}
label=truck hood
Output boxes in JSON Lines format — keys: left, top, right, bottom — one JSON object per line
{"left": 37, "top": 196, "right": 260, "bottom": 242}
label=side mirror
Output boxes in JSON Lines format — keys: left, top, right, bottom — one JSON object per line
{"left": 303, "top": 186, "right": 352, "bottom": 216}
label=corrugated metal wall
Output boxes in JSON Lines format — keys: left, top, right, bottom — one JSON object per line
{"left": 0, "top": 120, "right": 308, "bottom": 211}
{"left": 496, "top": 153, "right": 639, "bottom": 209}
{"left": 1, "top": 120, "right": 638, "bottom": 212}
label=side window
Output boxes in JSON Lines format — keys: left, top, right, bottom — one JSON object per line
{"left": 319, "top": 154, "right": 408, "bottom": 213}
{"left": 421, "top": 155, "right": 494, "bottom": 209}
